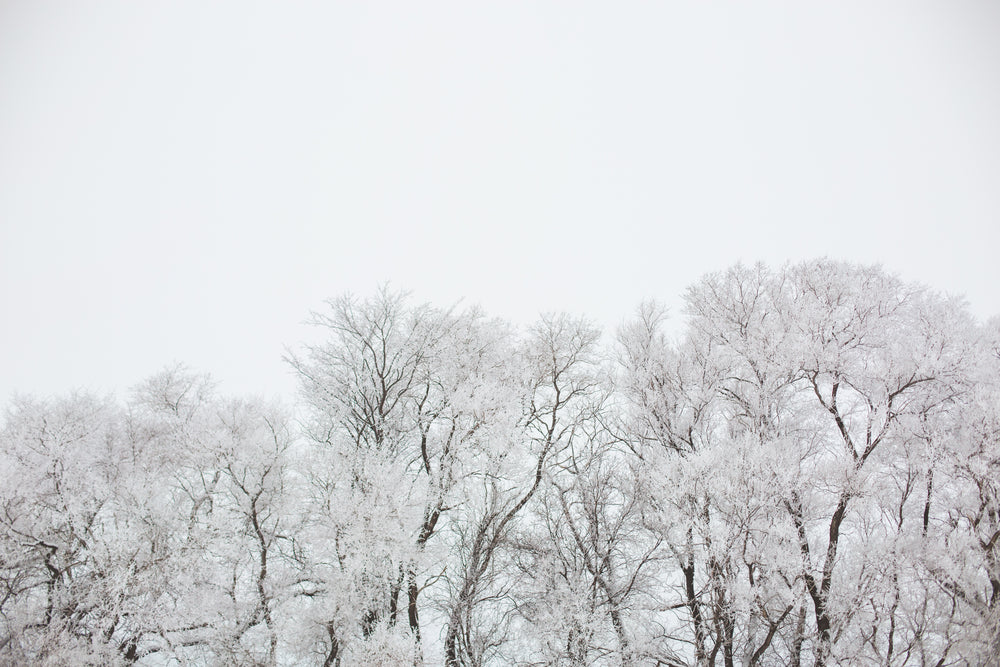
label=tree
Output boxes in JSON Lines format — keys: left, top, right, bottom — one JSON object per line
{"left": 289, "top": 288, "right": 534, "bottom": 664}
{"left": 441, "top": 313, "right": 603, "bottom": 667}
{"left": 2, "top": 264, "right": 997, "bottom": 666}
{"left": 617, "top": 261, "right": 990, "bottom": 666}
{"left": 0, "top": 392, "right": 139, "bottom": 665}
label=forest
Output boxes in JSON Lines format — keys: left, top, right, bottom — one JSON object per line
{"left": 1, "top": 259, "right": 998, "bottom": 666}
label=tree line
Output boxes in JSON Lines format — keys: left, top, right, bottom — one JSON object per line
{"left": 2, "top": 260, "right": 998, "bottom": 666}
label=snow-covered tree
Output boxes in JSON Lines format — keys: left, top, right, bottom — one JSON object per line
{"left": 1, "top": 262, "right": 997, "bottom": 666}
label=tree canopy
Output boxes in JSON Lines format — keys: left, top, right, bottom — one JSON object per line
{"left": 1, "top": 261, "right": 997, "bottom": 666}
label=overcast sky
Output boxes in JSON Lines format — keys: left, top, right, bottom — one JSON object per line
{"left": 2, "top": 1, "right": 999, "bottom": 402}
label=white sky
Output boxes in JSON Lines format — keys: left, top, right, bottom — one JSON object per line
{"left": 2, "top": 1, "right": 999, "bottom": 402}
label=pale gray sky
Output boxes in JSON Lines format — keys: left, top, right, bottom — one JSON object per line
{"left": 2, "top": 1, "right": 999, "bottom": 402}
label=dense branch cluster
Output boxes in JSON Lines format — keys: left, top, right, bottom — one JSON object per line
{"left": 1, "top": 260, "right": 998, "bottom": 666}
